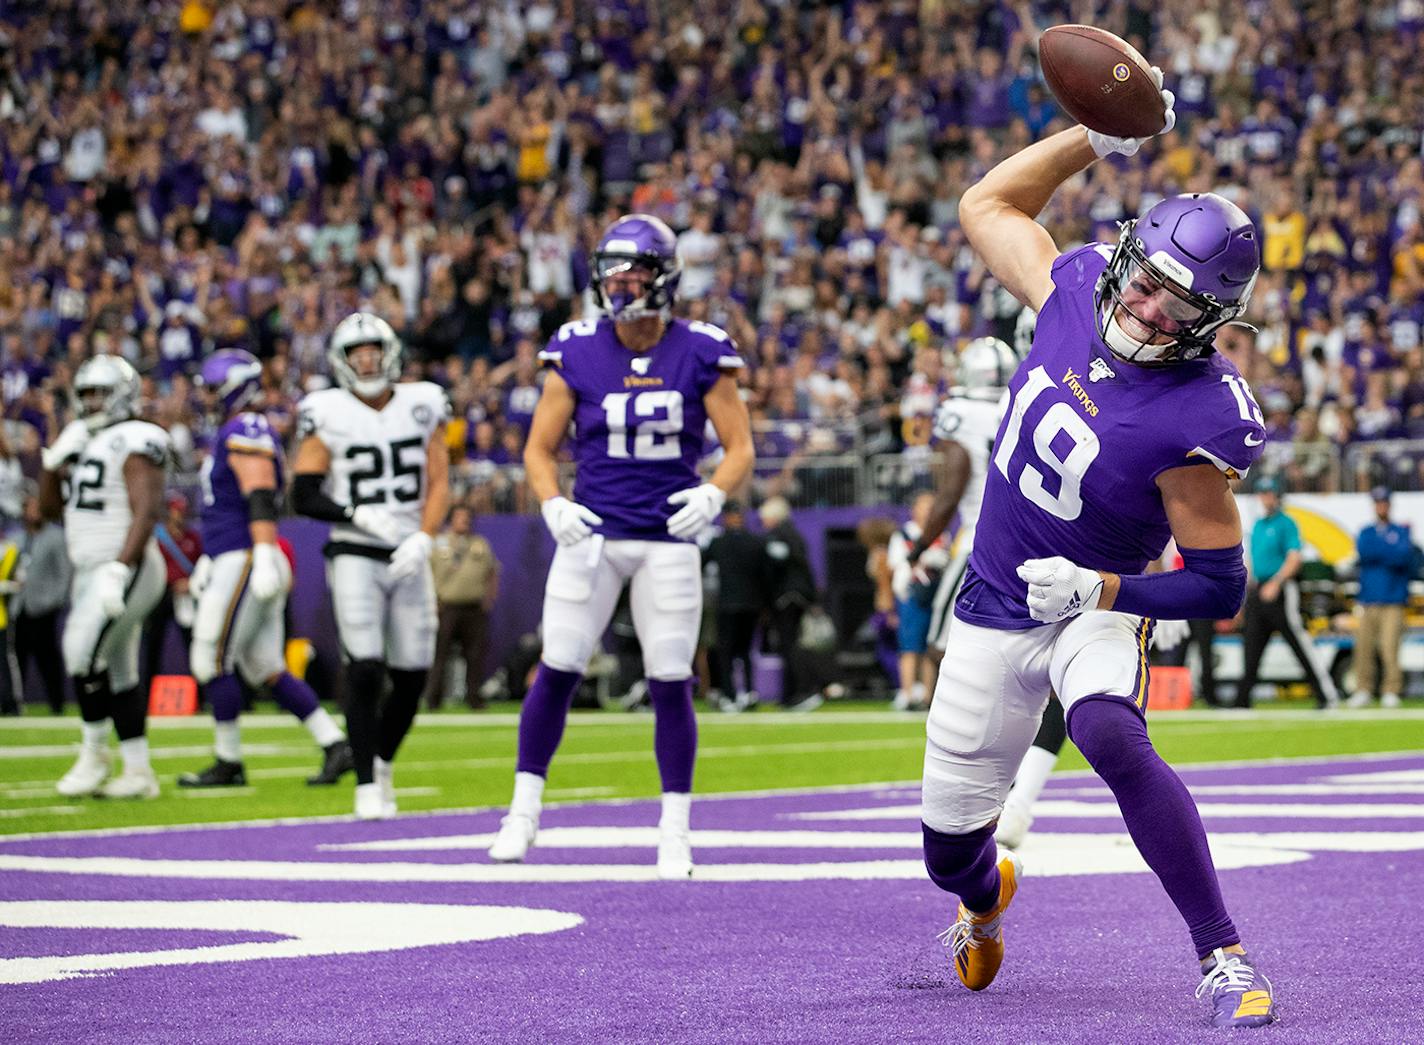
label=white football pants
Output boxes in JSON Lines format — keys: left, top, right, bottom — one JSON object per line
{"left": 190, "top": 548, "right": 291, "bottom": 686}
{"left": 62, "top": 542, "right": 166, "bottom": 691}
{"left": 327, "top": 553, "right": 437, "bottom": 669}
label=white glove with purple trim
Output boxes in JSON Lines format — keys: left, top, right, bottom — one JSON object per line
{"left": 1017, "top": 557, "right": 1105, "bottom": 623}
{"left": 666, "top": 484, "right": 726, "bottom": 541}
{"left": 1088, "top": 66, "right": 1177, "bottom": 158}
{"left": 542, "top": 495, "right": 603, "bottom": 547}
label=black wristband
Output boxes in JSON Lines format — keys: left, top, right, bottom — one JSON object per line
{"left": 291, "top": 473, "right": 353, "bottom": 524}
{"left": 247, "top": 487, "right": 279, "bottom": 522}
{"left": 907, "top": 538, "right": 928, "bottom": 564}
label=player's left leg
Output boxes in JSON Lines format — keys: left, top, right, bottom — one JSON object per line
{"left": 58, "top": 566, "right": 115, "bottom": 796}
{"left": 329, "top": 554, "right": 391, "bottom": 819}
{"left": 375, "top": 554, "right": 439, "bottom": 816}
{"left": 1052, "top": 613, "right": 1277, "bottom": 1028}
{"left": 95, "top": 546, "right": 166, "bottom": 799}
{"left": 629, "top": 541, "right": 703, "bottom": 879}
{"left": 994, "top": 696, "right": 1065, "bottom": 850}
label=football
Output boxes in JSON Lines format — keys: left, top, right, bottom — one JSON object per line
{"left": 1038, "top": 24, "right": 1167, "bottom": 139}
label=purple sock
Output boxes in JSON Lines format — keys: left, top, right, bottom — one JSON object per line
{"left": 922, "top": 820, "right": 1001, "bottom": 913}
{"left": 271, "top": 672, "right": 319, "bottom": 720}
{"left": 515, "top": 664, "right": 583, "bottom": 777}
{"left": 205, "top": 675, "right": 244, "bottom": 723}
{"left": 648, "top": 677, "right": 697, "bottom": 793}
{"left": 1067, "top": 697, "right": 1240, "bottom": 957}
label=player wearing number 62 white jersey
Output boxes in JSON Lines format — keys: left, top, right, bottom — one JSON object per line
{"left": 488, "top": 214, "right": 754, "bottom": 879}
{"left": 291, "top": 312, "right": 450, "bottom": 821}
{"left": 39, "top": 355, "right": 169, "bottom": 800}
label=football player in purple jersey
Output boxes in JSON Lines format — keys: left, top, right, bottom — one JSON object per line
{"left": 924, "top": 77, "right": 1278, "bottom": 1027}
{"left": 178, "top": 350, "right": 353, "bottom": 790}
{"left": 488, "top": 214, "right": 754, "bottom": 878}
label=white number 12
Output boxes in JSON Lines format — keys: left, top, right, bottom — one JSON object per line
{"left": 601, "top": 390, "right": 684, "bottom": 460}
{"left": 993, "top": 365, "right": 1101, "bottom": 521}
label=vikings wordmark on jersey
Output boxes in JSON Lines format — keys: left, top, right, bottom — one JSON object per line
{"left": 538, "top": 316, "right": 745, "bottom": 541}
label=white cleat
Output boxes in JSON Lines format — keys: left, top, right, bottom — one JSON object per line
{"left": 374, "top": 757, "right": 397, "bottom": 818}
{"left": 100, "top": 768, "right": 160, "bottom": 800}
{"left": 1345, "top": 690, "right": 1372, "bottom": 709}
{"left": 488, "top": 813, "right": 538, "bottom": 862}
{"left": 1382, "top": 693, "right": 1402, "bottom": 709}
{"left": 354, "top": 782, "right": 392, "bottom": 821}
{"left": 656, "top": 827, "right": 694, "bottom": 880}
{"left": 994, "top": 803, "right": 1034, "bottom": 850}
{"left": 56, "top": 747, "right": 112, "bottom": 797}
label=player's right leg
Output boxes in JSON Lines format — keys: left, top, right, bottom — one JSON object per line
{"left": 181, "top": 550, "right": 257, "bottom": 788}
{"left": 489, "top": 538, "right": 626, "bottom": 862}
{"left": 58, "top": 564, "right": 114, "bottom": 796}
{"left": 329, "top": 553, "right": 392, "bottom": 820}
{"left": 922, "top": 616, "right": 1054, "bottom": 991}
{"left": 994, "top": 696, "right": 1066, "bottom": 850}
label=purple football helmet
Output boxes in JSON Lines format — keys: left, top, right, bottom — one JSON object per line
{"left": 590, "top": 213, "right": 681, "bottom": 321}
{"left": 1095, "top": 193, "right": 1260, "bottom": 365}
{"left": 200, "top": 349, "right": 264, "bottom": 415}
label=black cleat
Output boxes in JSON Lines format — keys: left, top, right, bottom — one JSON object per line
{"left": 307, "top": 740, "right": 355, "bottom": 786}
{"left": 178, "top": 758, "right": 247, "bottom": 788}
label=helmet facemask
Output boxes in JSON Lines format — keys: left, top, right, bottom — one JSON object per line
{"left": 328, "top": 312, "right": 402, "bottom": 399}
{"left": 590, "top": 252, "right": 679, "bottom": 322}
{"left": 72, "top": 357, "right": 140, "bottom": 431}
{"left": 1095, "top": 221, "right": 1254, "bottom": 366}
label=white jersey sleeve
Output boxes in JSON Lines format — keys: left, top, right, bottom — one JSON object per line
{"left": 64, "top": 420, "right": 171, "bottom": 567}
{"left": 932, "top": 390, "right": 1006, "bottom": 550}
{"left": 298, "top": 383, "right": 449, "bottom": 548}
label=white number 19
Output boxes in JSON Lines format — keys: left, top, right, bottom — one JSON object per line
{"left": 993, "top": 365, "right": 1101, "bottom": 521}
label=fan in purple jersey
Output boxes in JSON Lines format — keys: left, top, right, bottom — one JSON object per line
{"left": 488, "top": 213, "right": 755, "bottom": 879}
{"left": 178, "top": 349, "right": 353, "bottom": 790}
{"left": 921, "top": 75, "right": 1278, "bottom": 1030}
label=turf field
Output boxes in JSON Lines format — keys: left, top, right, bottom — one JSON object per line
{"left": 3, "top": 702, "right": 1424, "bottom": 835}
{"left": 4, "top": 704, "right": 1424, "bottom": 1043}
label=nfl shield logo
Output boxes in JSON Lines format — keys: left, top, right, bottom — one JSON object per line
{"left": 631, "top": 356, "right": 651, "bottom": 375}
{"left": 1089, "top": 358, "right": 1115, "bottom": 383}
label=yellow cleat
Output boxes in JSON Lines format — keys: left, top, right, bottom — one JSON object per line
{"left": 938, "top": 852, "right": 1022, "bottom": 991}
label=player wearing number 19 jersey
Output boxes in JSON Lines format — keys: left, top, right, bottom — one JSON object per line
{"left": 292, "top": 313, "right": 450, "bottom": 821}
{"left": 488, "top": 214, "right": 754, "bottom": 878}
{"left": 927, "top": 97, "right": 1278, "bottom": 1028}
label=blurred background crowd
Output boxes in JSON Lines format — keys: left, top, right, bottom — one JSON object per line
{"left": 4, "top": 0, "right": 1424, "bottom": 522}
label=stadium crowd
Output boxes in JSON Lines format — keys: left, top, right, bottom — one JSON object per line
{"left": 3, "top": 0, "right": 1424, "bottom": 519}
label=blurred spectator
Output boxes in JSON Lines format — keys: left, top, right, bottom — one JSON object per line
{"left": 144, "top": 493, "right": 202, "bottom": 687}
{"left": 0, "top": 531, "right": 17, "bottom": 714}
{"left": 13, "top": 494, "right": 69, "bottom": 713}
{"left": 886, "top": 492, "right": 940, "bottom": 712}
{"left": 1345, "top": 487, "right": 1415, "bottom": 709}
{"left": 426, "top": 506, "right": 499, "bottom": 710}
{"left": 1235, "top": 480, "right": 1341, "bottom": 709}
{"left": 0, "top": 428, "right": 22, "bottom": 527}
{"left": 702, "top": 500, "right": 766, "bottom": 712}
{"left": 759, "top": 496, "right": 817, "bottom": 710}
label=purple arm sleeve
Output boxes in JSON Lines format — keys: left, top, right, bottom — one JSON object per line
{"left": 1112, "top": 545, "right": 1247, "bottom": 621}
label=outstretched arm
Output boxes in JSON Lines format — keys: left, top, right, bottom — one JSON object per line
{"left": 914, "top": 440, "right": 971, "bottom": 556}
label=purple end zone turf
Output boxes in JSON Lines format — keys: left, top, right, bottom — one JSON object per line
{"left": 2, "top": 755, "right": 1422, "bottom": 1044}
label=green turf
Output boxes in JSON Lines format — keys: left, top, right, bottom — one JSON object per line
{"left": 3, "top": 702, "right": 1422, "bottom": 837}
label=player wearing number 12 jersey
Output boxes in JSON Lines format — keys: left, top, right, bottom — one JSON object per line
{"left": 488, "top": 214, "right": 754, "bottom": 878}
{"left": 925, "top": 89, "right": 1279, "bottom": 1028}
{"left": 292, "top": 313, "right": 450, "bottom": 821}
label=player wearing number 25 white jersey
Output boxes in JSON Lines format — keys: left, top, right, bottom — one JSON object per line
{"left": 488, "top": 214, "right": 754, "bottom": 879}
{"left": 39, "top": 355, "right": 169, "bottom": 801}
{"left": 292, "top": 312, "right": 450, "bottom": 822}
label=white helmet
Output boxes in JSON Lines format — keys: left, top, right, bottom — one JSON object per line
{"left": 329, "top": 312, "right": 402, "bottom": 398}
{"left": 956, "top": 337, "right": 1019, "bottom": 391}
{"left": 73, "top": 355, "right": 141, "bottom": 431}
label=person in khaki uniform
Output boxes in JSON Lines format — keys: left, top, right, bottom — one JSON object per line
{"left": 1347, "top": 487, "right": 1415, "bottom": 709}
{"left": 426, "top": 506, "right": 499, "bottom": 709}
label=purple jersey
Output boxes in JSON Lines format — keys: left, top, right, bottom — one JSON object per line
{"left": 957, "top": 244, "right": 1266, "bottom": 630}
{"left": 199, "top": 412, "right": 283, "bottom": 556}
{"left": 539, "top": 317, "right": 745, "bottom": 541}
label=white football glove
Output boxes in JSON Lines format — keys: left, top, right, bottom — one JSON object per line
{"left": 92, "top": 561, "right": 133, "bottom": 620}
{"left": 248, "top": 542, "right": 287, "bottom": 601}
{"left": 389, "top": 530, "right": 433, "bottom": 582}
{"left": 41, "top": 419, "right": 91, "bottom": 472}
{"left": 1153, "top": 619, "right": 1191, "bottom": 652}
{"left": 350, "top": 505, "right": 403, "bottom": 546}
{"left": 1017, "top": 556, "right": 1104, "bottom": 623}
{"left": 541, "top": 495, "right": 603, "bottom": 547}
{"left": 189, "top": 554, "right": 212, "bottom": 599}
{"left": 1087, "top": 66, "right": 1176, "bottom": 158}
{"left": 666, "top": 483, "right": 726, "bottom": 540}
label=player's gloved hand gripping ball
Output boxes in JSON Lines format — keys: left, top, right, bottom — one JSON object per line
{"left": 1087, "top": 66, "right": 1176, "bottom": 158}
{"left": 1017, "top": 556, "right": 1105, "bottom": 623}
{"left": 542, "top": 495, "right": 603, "bottom": 547}
{"left": 666, "top": 483, "right": 726, "bottom": 540}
